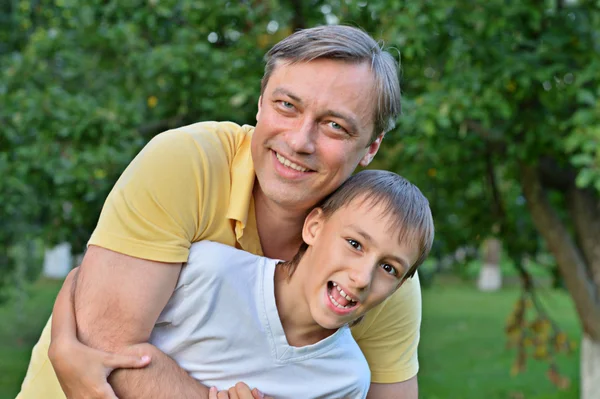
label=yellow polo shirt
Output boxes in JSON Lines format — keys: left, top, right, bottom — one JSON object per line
{"left": 18, "top": 121, "right": 421, "bottom": 398}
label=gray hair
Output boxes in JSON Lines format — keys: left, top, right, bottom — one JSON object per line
{"left": 261, "top": 25, "right": 402, "bottom": 140}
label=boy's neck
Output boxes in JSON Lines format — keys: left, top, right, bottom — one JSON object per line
{"left": 253, "top": 184, "right": 309, "bottom": 261}
{"left": 273, "top": 261, "right": 336, "bottom": 347}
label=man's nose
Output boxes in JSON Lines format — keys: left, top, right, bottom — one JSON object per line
{"left": 287, "top": 119, "right": 316, "bottom": 155}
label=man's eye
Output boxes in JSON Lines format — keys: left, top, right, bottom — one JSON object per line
{"left": 381, "top": 263, "right": 398, "bottom": 276}
{"left": 347, "top": 239, "right": 362, "bottom": 251}
{"left": 329, "top": 121, "right": 346, "bottom": 132}
{"left": 281, "top": 101, "right": 294, "bottom": 109}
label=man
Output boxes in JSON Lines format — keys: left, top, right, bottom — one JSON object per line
{"left": 18, "top": 25, "right": 421, "bottom": 399}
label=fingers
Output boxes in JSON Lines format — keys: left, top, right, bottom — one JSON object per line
{"left": 210, "top": 383, "right": 267, "bottom": 399}
{"left": 209, "top": 386, "right": 220, "bottom": 399}
{"left": 227, "top": 386, "right": 240, "bottom": 399}
{"left": 102, "top": 352, "right": 151, "bottom": 371}
{"left": 217, "top": 388, "right": 230, "bottom": 399}
{"left": 232, "top": 382, "right": 256, "bottom": 399}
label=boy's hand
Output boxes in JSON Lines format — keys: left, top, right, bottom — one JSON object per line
{"left": 208, "top": 383, "right": 273, "bottom": 399}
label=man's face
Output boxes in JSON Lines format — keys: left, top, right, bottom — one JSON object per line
{"left": 252, "top": 59, "right": 384, "bottom": 212}
{"left": 297, "top": 197, "right": 421, "bottom": 329}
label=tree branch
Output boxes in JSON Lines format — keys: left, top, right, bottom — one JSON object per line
{"left": 538, "top": 157, "right": 577, "bottom": 191}
{"left": 465, "top": 120, "right": 506, "bottom": 154}
{"left": 519, "top": 161, "right": 600, "bottom": 340}
{"left": 567, "top": 187, "right": 600, "bottom": 293}
{"left": 288, "top": 0, "right": 306, "bottom": 31}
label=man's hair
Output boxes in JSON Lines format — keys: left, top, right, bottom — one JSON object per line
{"left": 285, "top": 169, "right": 435, "bottom": 279}
{"left": 261, "top": 25, "right": 402, "bottom": 140}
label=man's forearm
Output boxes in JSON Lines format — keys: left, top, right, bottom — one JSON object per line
{"left": 109, "top": 344, "right": 209, "bottom": 399}
{"left": 366, "top": 377, "right": 418, "bottom": 399}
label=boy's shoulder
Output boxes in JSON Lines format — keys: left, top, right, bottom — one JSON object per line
{"left": 187, "top": 240, "right": 263, "bottom": 265}
{"left": 180, "top": 241, "right": 277, "bottom": 288}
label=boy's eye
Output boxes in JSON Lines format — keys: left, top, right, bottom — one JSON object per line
{"left": 381, "top": 263, "right": 398, "bottom": 276}
{"left": 347, "top": 239, "right": 362, "bottom": 251}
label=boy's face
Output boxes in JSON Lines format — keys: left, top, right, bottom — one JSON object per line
{"left": 298, "top": 196, "right": 421, "bottom": 330}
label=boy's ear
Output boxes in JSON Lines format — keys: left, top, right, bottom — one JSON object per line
{"left": 302, "top": 208, "right": 324, "bottom": 246}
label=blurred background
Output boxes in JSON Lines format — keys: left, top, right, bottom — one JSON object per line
{"left": 1, "top": 0, "right": 598, "bottom": 398}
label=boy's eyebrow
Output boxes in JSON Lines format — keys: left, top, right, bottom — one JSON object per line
{"left": 350, "top": 225, "right": 409, "bottom": 271}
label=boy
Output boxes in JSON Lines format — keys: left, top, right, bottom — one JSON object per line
{"left": 149, "top": 169, "right": 434, "bottom": 398}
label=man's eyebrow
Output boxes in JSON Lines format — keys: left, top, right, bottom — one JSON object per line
{"left": 350, "top": 224, "right": 409, "bottom": 271}
{"left": 272, "top": 88, "right": 303, "bottom": 105}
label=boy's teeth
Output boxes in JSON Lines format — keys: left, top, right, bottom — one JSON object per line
{"left": 275, "top": 152, "right": 308, "bottom": 172}
{"left": 329, "top": 293, "right": 355, "bottom": 309}
{"left": 335, "top": 284, "right": 354, "bottom": 302}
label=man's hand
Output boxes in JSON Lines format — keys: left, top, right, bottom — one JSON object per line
{"left": 49, "top": 268, "right": 152, "bottom": 399}
{"left": 208, "top": 383, "right": 272, "bottom": 399}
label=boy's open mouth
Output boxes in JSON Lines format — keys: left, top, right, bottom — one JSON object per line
{"left": 327, "top": 281, "right": 358, "bottom": 309}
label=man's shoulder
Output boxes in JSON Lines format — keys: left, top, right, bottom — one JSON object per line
{"left": 142, "top": 120, "right": 255, "bottom": 185}
{"left": 163, "top": 121, "right": 254, "bottom": 149}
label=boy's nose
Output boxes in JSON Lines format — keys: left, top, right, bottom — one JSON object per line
{"left": 348, "top": 265, "right": 373, "bottom": 291}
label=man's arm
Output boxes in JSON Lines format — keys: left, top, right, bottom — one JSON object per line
{"left": 74, "top": 245, "right": 211, "bottom": 399}
{"left": 366, "top": 377, "right": 418, "bottom": 399}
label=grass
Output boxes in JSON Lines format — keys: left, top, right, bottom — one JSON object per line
{"left": 419, "top": 277, "right": 581, "bottom": 399}
{"left": 0, "top": 278, "right": 63, "bottom": 399}
{"left": 0, "top": 277, "right": 581, "bottom": 399}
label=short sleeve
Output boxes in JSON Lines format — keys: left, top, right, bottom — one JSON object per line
{"left": 351, "top": 272, "right": 422, "bottom": 383}
{"left": 88, "top": 122, "right": 244, "bottom": 263}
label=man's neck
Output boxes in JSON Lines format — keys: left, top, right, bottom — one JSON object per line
{"left": 273, "top": 259, "right": 335, "bottom": 347}
{"left": 253, "top": 184, "right": 308, "bottom": 261}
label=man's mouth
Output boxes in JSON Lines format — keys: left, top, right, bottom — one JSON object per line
{"left": 274, "top": 152, "right": 311, "bottom": 173}
{"left": 327, "top": 281, "right": 358, "bottom": 309}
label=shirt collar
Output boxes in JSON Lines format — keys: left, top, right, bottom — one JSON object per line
{"left": 225, "top": 125, "right": 263, "bottom": 256}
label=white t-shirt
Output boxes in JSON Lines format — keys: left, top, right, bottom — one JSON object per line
{"left": 150, "top": 241, "right": 370, "bottom": 399}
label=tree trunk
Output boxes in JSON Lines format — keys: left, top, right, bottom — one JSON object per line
{"left": 519, "top": 162, "right": 600, "bottom": 340}
{"left": 581, "top": 334, "right": 600, "bottom": 399}
{"left": 477, "top": 237, "right": 502, "bottom": 292}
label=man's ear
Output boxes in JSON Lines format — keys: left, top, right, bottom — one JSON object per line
{"left": 302, "top": 208, "right": 324, "bottom": 246}
{"left": 359, "top": 132, "right": 385, "bottom": 167}
{"left": 256, "top": 95, "right": 263, "bottom": 122}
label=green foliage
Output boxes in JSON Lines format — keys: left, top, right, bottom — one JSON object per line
{"left": 0, "top": 0, "right": 310, "bottom": 291}
{"left": 0, "top": 0, "right": 597, "bottom": 383}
